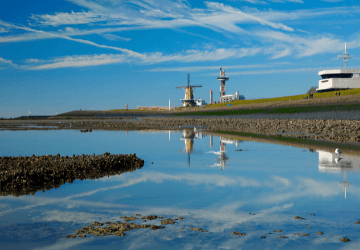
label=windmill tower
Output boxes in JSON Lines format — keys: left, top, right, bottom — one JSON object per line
{"left": 176, "top": 73, "right": 202, "bottom": 107}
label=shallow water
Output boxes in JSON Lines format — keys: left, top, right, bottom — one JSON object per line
{"left": 1, "top": 129, "right": 360, "bottom": 249}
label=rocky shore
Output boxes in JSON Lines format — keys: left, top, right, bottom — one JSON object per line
{"left": 0, "top": 153, "right": 144, "bottom": 197}
{"left": 1, "top": 115, "right": 360, "bottom": 144}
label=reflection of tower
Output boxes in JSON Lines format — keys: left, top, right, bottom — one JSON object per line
{"left": 217, "top": 67, "right": 229, "bottom": 97}
{"left": 218, "top": 140, "right": 229, "bottom": 170}
{"left": 210, "top": 90, "right": 213, "bottom": 105}
{"left": 338, "top": 170, "right": 352, "bottom": 199}
{"left": 317, "top": 150, "right": 360, "bottom": 199}
{"left": 176, "top": 73, "right": 202, "bottom": 107}
{"left": 210, "top": 135, "right": 213, "bottom": 149}
{"left": 207, "top": 136, "right": 242, "bottom": 170}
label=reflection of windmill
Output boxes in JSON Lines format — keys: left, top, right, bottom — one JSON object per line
{"left": 338, "top": 170, "right": 352, "bottom": 199}
{"left": 176, "top": 73, "right": 202, "bottom": 107}
{"left": 180, "top": 129, "right": 195, "bottom": 166}
{"left": 28, "top": 110, "right": 31, "bottom": 116}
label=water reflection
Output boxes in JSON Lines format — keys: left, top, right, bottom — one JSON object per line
{"left": 207, "top": 136, "right": 242, "bottom": 170}
{"left": 180, "top": 129, "right": 205, "bottom": 166}
{"left": 318, "top": 150, "right": 360, "bottom": 199}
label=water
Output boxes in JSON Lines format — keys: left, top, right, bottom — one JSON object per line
{"left": 1, "top": 129, "right": 360, "bottom": 249}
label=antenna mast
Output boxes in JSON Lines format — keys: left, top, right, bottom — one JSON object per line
{"left": 338, "top": 42, "right": 353, "bottom": 69}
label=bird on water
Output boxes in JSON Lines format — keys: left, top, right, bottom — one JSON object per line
{"left": 335, "top": 148, "right": 342, "bottom": 155}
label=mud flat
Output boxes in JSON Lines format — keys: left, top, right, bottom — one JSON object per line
{"left": 0, "top": 153, "right": 144, "bottom": 197}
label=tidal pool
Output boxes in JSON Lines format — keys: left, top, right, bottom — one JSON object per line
{"left": 1, "top": 129, "right": 360, "bottom": 249}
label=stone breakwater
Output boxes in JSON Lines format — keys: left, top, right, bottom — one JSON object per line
{"left": 139, "top": 118, "right": 360, "bottom": 143}
{"left": 1, "top": 117, "right": 360, "bottom": 143}
{"left": 0, "top": 153, "right": 144, "bottom": 197}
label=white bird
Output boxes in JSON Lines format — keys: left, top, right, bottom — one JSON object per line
{"left": 206, "top": 151, "right": 223, "bottom": 155}
{"left": 335, "top": 148, "right": 342, "bottom": 155}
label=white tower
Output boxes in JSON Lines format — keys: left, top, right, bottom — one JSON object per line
{"left": 217, "top": 67, "right": 229, "bottom": 97}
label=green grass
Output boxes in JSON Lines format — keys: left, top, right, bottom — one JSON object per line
{"left": 203, "top": 88, "right": 360, "bottom": 109}
{"left": 215, "top": 131, "right": 360, "bottom": 150}
{"left": 175, "top": 104, "right": 360, "bottom": 116}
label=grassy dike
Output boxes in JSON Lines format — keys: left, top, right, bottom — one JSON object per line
{"left": 204, "top": 88, "right": 360, "bottom": 109}
{"left": 175, "top": 104, "right": 360, "bottom": 116}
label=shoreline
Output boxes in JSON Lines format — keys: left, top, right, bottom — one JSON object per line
{"left": 1, "top": 115, "right": 360, "bottom": 147}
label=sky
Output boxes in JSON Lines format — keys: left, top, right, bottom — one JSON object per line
{"left": 1, "top": 0, "right": 360, "bottom": 117}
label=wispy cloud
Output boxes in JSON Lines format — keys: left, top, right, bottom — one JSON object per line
{"left": 0, "top": 26, "right": 7, "bottom": 33}
{"left": 101, "top": 33, "right": 131, "bottom": 41}
{"left": 26, "top": 54, "right": 128, "bottom": 70}
{"left": 30, "top": 11, "right": 107, "bottom": 26}
{"left": 225, "top": 67, "right": 325, "bottom": 75}
{"left": 147, "top": 62, "right": 289, "bottom": 72}
{"left": 321, "top": 0, "right": 343, "bottom": 2}
{"left": 233, "top": 0, "right": 303, "bottom": 4}
{"left": 24, "top": 47, "right": 262, "bottom": 70}
{"left": 0, "top": 57, "right": 17, "bottom": 67}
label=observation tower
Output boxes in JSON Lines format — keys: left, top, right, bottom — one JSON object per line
{"left": 176, "top": 73, "right": 202, "bottom": 107}
{"left": 217, "top": 67, "right": 229, "bottom": 97}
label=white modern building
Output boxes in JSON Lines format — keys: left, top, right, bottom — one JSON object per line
{"left": 317, "top": 69, "right": 360, "bottom": 92}
{"left": 219, "top": 91, "right": 245, "bottom": 103}
{"left": 317, "top": 43, "right": 360, "bottom": 92}
{"left": 195, "top": 98, "right": 206, "bottom": 106}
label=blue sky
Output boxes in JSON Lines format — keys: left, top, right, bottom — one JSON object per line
{"left": 1, "top": 0, "right": 360, "bottom": 117}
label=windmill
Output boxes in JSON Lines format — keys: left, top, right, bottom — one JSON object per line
{"left": 176, "top": 73, "right": 202, "bottom": 107}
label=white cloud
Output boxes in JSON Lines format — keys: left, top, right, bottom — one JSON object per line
{"left": 0, "top": 57, "right": 16, "bottom": 67}
{"left": 30, "top": 11, "right": 107, "bottom": 26}
{"left": 27, "top": 54, "right": 128, "bottom": 70}
{"left": 23, "top": 46, "right": 264, "bottom": 70}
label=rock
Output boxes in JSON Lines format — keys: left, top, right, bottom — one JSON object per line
{"left": 260, "top": 236, "right": 266, "bottom": 238}
{"left": 340, "top": 238, "right": 350, "bottom": 242}
{"left": 161, "top": 219, "right": 176, "bottom": 225}
{"left": 232, "top": 231, "right": 246, "bottom": 236}
{"left": 278, "top": 236, "right": 288, "bottom": 238}
{"left": 190, "top": 228, "right": 207, "bottom": 232}
{"left": 135, "top": 214, "right": 141, "bottom": 216}
{"left": 301, "top": 233, "right": 310, "bottom": 236}
{"left": 91, "top": 221, "right": 103, "bottom": 226}
{"left": 66, "top": 235, "right": 76, "bottom": 238}
{"left": 141, "top": 215, "right": 157, "bottom": 220}
{"left": 150, "top": 225, "right": 165, "bottom": 230}
{"left": 120, "top": 216, "right": 137, "bottom": 221}
{"left": 178, "top": 217, "right": 185, "bottom": 220}
{"left": 356, "top": 221, "right": 360, "bottom": 224}
{"left": 0, "top": 153, "right": 144, "bottom": 197}
{"left": 318, "top": 232, "right": 323, "bottom": 235}
{"left": 277, "top": 230, "right": 282, "bottom": 232}
{"left": 295, "top": 216, "right": 304, "bottom": 220}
